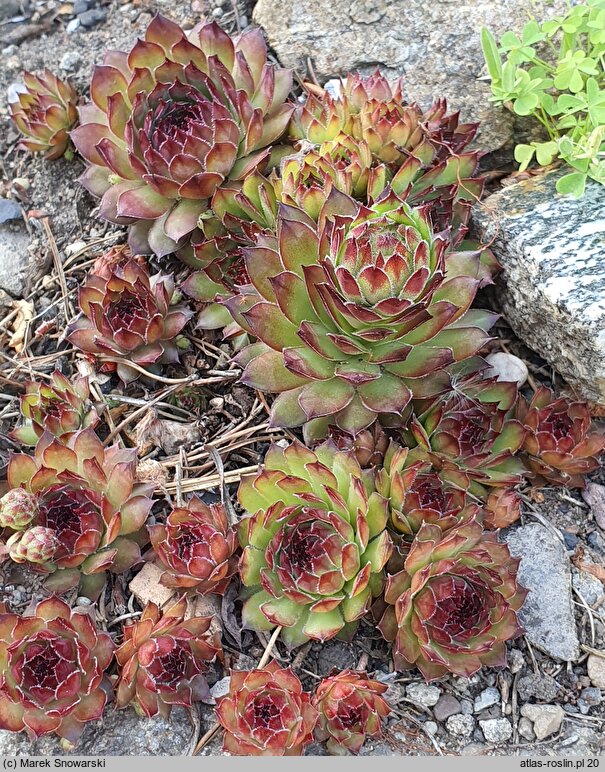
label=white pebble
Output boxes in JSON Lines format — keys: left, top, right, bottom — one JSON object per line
{"left": 485, "top": 352, "right": 528, "bottom": 387}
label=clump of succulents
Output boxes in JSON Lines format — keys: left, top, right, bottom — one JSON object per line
{"left": 10, "top": 370, "right": 98, "bottom": 446}
{"left": 6, "top": 526, "right": 59, "bottom": 564}
{"left": 0, "top": 597, "right": 113, "bottom": 747}
{"left": 71, "top": 15, "right": 293, "bottom": 265}
{"left": 215, "top": 661, "right": 317, "bottom": 756}
{"left": 238, "top": 441, "right": 392, "bottom": 647}
{"left": 378, "top": 510, "right": 527, "bottom": 680}
{"left": 67, "top": 258, "right": 192, "bottom": 383}
{"left": 6, "top": 428, "right": 154, "bottom": 598}
{"left": 149, "top": 496, "right": 238, "bottom": 594}
{"left": 483, "top": 488, "right": 522, "bottom": 529}
{"left": 9, "top": 70, "right": 78, "bottom": 160}
{"left": 227, "top": 191, "right": 494, "bottom": 441}
{"left": 90, "top": 243, "right": 147, "bottom": 280}
{"left": 517, "top": 386, "right": 605, "bottom": 488}
{"left": 115, "top": 597, "right": 220, "bottom": 718}
{"left": 324, "top": 423, "right": 389, "bottom": 469}
{"left": 312, "top": 670, "right": 391, "bottom": 755}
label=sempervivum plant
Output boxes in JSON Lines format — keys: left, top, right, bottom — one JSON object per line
{"left": 516, "top": 386, "right": 605, "bottom": 488}
{"left": 0, "top": 489, "right": 38, "bottom": 530}
{"left": 312, "top": 670, "right": 391, "bottom": 755}
{"left": 71, "top": 15, "right": 293, "bottom": 264}
{"left": 215, "top": 661, "right": 317, "bottom": 756}
{"left": 149, "top": 496, "right": 238, "bottom": 594}
{"left": 374, "top": 443, "right": 474, "bottom": 537}
{"left": 483, "top": 488, "right": 522, "bottom": 529}
{"left": 10, "top": 369, "right": 98, "bottom": 446}
{"left": 378, "top": 510, "right": 527, "bottom": 680}
{"left": 403, "top": 375, "right": 527, "bottom": 497}
{"left": 228, "top": 191, "right": 495, "bottom": 440}
{"left": 66, "top": 258, "right": 192, "bottom": 383}
{"left": 9, "top": 70, "right": 78, "bottom": 160}
{"left": 6, "top": 428, "right": 154, "bottom": 598}
{"left": 0, "top": 597, "right": 113, "bottom": 747}
{"left": 115, "top": 597, "right": 220, "bottom": 718}
{"left": 6, "top": 527, "right": 59, "bottom": 565}
{"left": 238, "top": 441, "right": 392, "bottom": 648}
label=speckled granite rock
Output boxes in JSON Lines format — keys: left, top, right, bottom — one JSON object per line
{"left": 0, "top": 706, "right": 200, "bottom": 756}
{"left": 473, "top": 170, "right": 605, "bottom": 403}
{"left": 252, "top": 0, "right": 567, "bottom": 152}
{"left": 504, "top": 524, "right": 579, "bottom": 661}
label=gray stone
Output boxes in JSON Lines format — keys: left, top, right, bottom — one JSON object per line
{"left": 0, "top": 223, "right": 31, "bottom": 297}
{"left": 460, "top": 699, "right": 474, "bottom": 715}
{"left": 517, "top": 673, "right": 560, "bottom": 703}
{"left": 66, "top": 18, "right": 81, "bottom": 32}
{"left": 473, "top": 687, "right": 500, "bottom": 713}
{"left": 473, "top": 171, "right": 605, "bottom": 404}
{"left": 253, "top": 0, "right": 567, "bottom": 153}
{"left": 572, "top": 569, "right": 604, "bottom": 607}
{"left": 582, "top": 482, "right": 605, "bottom": 531}
{"left": 433, "top": 694, "right": 462, "bottom": 722}
{"left": 0, "top": 706, "right": 198, "bottom": 755}
{"left": 0, "top": 197, "right": 21, "bottom": 224}
{"left": 446, "top": 714, "right": 475, "bottom": 738}
{"left": 424, "top": 721, "right": 438, "bottom": 737}
{"left": 520, "top": 704, "right": 564, "bottom": 741}
{"left": 78, "top": 8, "right": 106, "bottom": 26}
{"left": 504, "top": 524, "right": 580, "bottom": 661}
{"left": 406, "top": 682, "right": 441, "bottom": 707}
{"left": 72, "top": 0, "right": 89, "bottom": 13}
{"left": 0, "top": 0, "right": 21, "bottom": 20}
{"left": 479, "top": 718, "right": 512, "bottom": 744}
{"left": 210, "top": 676, "right": 231, "bottom": 701}
{"left": 59, "top": 51, "right": 82, "bottom": 73}
{"left": 587, "top": 653, "right": 605, "bottom": 688}
{"left": 518, "top": 716, "right": 535, "bottom": 741}
{"left": 507, "top": 648, "right": 525, "bottom": 674}
{"left": 578, "top": 687, "right": 602, "bottom": 715}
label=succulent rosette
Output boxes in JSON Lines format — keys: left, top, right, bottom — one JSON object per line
{"left": 378, "top": 511, "right": 527, "bottom": 680}
{"left": 71, "top": 15, "right": 293, "bottom": 263}
{"left": 0, "top": 489, "right": 38, "bottom": 530}
{"left": 325, "top": 423, "right": 389, "bottom": 469}
{"left": 6, "top": 428, "right": 154, "bottom": 598}
{"left": 375, "top": 442, "right": 475, "bottom": 536}
{"left": 516, "top": 386, "right": 605, "bottom": 488}
{"left": 66, "top": 258, "right": 192, "bottom": 383}
{"left": 216, "top": 661, "right": 317, "bottom": 756}
{"left": 149, "top": 496, "right": 238, "bottom": 594}
{"left": 0, "top": 597, "right": 114, "bottom": 747}
{"left": 115, "top": 597, "right": 220, "bottom": 718}
{"left": 403, "top": 375, "right": 527, "bottom": 497}
{"left": 9, "top": 70, "right": 78, "bottom": 160}
{"left": 484, "top": 488, "right": 522, "bottom": 529}
{"left": 90, "top": 243, "right": 147, "bottom": 280}
{"left": 227, "top": 191, "right": 495, "bottom": 440}
{"left": 238, "top": 441, "right": 392, "bottom": 647}
{"left": 312, "top": 670, "right": 392, "bottom": 754}
{"left": 10, "top": 370, "right": 98, "bottom": 446}
{"left": 7, "top": 527, "right": 59, "bottom": 564}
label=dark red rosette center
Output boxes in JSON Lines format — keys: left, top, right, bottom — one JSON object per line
{"left": 38, "top": 484, "right": 102, "bottom": 560}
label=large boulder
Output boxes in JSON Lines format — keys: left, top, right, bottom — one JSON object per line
{"left": 473, "top": 170, "right": 605, "bottom": 404}
{"left": 252, "top": 0, "right": 566, "bottom": 152}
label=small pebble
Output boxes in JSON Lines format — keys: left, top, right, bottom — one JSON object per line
{"left": 433, "top": 694, "right": 462, "bottom": 722}
{"left": 239, "top": 15, "right": 248, "bottom": 27}
{"left": 66, "top": 17, "right": 81, "bottom": 32}
{"left": 460, "top": 698, "right": 473, "bottom": 715}
{"left": 518, "top": 716, "right": 535, "bottom": 741}
{"left": 485, "top": 352, "right": 528, "bottom": 387}
{"left": 0, "top": 197, "right": 21, "bottom": 224}
{"left": 72, "top": 0, "right": 89, "bottom": 13}
{"left": 507, "top": 648, "right": 525, "bottom": 674}
{"left": 445, "top": 714, "right": 475, "bottom": 737}
{"left": 479, "top": 718, "right": 512, "bottom": 744}
{"left": 423, "top": 721, "right": 438, "bottom": 737}
{"left": 517, "top": 673, "right": 559, "bottom": 702}
{"left": 79, "top": 8, "right": 106, "bottom": 26}
{"left": 520, "top": 704, "right": 564, "bottom": 740}
{"left": 473, "top": 686, "right": 500, "bottom": 713}
{"left": 587, "top": 654, "right": 605, "bottom": 689}
{"left": 210, "top": 676, "right": 230, "bottom": 701}
{"left": 60, "top": 51, "right": 82, "bottom": 72}
{"left": 406, "top": 682, "right": 441, "bottom": 707}
{"left": 562, "top": 530, "right": 578, "bottom": 551}
{"left": 212, "top": 6, "right": 223, "bottom": 16}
